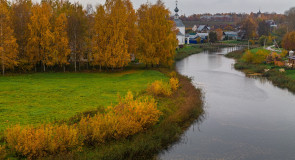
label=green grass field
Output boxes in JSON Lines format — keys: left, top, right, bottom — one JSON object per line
{"left": 0, "top": 70, "right": 168, "bottom": 131}
{"left": 286, "top": 70, "right": 295, "bottom": 80}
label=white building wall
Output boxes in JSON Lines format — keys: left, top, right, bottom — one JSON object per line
{"left": 177, "top": 35, "right": 185, "bottom": 45}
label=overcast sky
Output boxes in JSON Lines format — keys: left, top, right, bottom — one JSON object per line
{"left": 34, "top": 0, "right": 295, "bottom": 15}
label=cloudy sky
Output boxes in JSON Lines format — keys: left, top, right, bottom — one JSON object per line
{"left": 35, "top": 0, "right": 295, "bottom": 15}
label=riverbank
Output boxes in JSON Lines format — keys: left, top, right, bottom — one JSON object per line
{"left": 175, "top": 45, "right": 203, "bottom": 61}
{"left": 0, "top": 67, "right": 204, "bottom": 159}
{"left": 225, "top": 49, "right": 295, "bottom": 94}
{"left": 45, "top": 69, "right": 204, "bottom": 160}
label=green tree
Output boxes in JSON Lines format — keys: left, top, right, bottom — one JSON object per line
{"left": 209, "top": 31, "right": 218, "bottom": 43}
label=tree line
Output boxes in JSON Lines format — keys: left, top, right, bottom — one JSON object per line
{"left": 0, "top": 0, "right": 178, "bottom": 75}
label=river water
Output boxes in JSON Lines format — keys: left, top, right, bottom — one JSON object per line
{"left": 158, "top": 48, "right": 295, "bottom": 160}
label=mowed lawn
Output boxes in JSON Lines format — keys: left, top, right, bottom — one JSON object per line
{"left": 0, "top": 70, "right": 168, "bottom": 131}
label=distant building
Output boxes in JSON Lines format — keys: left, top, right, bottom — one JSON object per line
{"left": 174, "top": 1, "right": 186, "bottom": 46}
{"left": 196, "top": 33, "right": 209, "bottom": 40}
{"left": 224, "top": 31, "right": 238, "bottom": 40}
{"left": 197, "top": 25, "right": 210, "bottom": 33}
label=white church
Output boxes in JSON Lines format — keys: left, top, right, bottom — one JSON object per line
{"left": 174, "top": 1, "right": 186, "bottom": 46}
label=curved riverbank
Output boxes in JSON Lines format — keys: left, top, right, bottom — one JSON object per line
{"left": 159, "top": 47, "right": 295, "bottom": 160}
{"left": 226, "top": 49, "right": 295, "bottom": 94}
{"left": 44, "top": 69, "right": 204, "bottom": 160}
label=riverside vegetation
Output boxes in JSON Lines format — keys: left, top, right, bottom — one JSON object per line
{"left": 225, "top": 49, "right": 295, "bottom": 94}
{"left": 0, "top": 69, "right": 204, "bottom": 159}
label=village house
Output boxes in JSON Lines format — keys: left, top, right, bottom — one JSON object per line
{"left": 224, "top": 31, "right": 238, "bottom": 40}
{"left": 197, "top": 25, "right": 211, "bottom": 33}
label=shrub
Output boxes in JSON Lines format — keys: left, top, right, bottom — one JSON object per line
{"left": 170, "top": 78, "right": 179, "bottom": 91}
{"left": 252, "top": 50, "right": 269, "bottom": 64}
{"left": 147, "top": 80, "right": 172, "bottom": 96}
{"left": 242, "top": 50, "right": 254, "bottom": 63}
{"left": 78, "top": 92, "right": 161, "bottom": 144}
{"left": 169, "top": 71, "right": 177, "bottom": 78}
{"left": 5, "top": 124, "right": 82, "bottom": 159}
{"left": 4, "top": 92, "right": 162, "bottom": 159}
{"left": 280, "top": 50, "right": 288, "bottom": 58}
{"left": 0, "top": 145, "right": 6, "bottom": 159}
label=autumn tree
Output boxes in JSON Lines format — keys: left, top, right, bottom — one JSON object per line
{"left": 11, "top": 0, "right": 32, "bottom": 70}
{"left": 52, "top": 13, "right": 71, "bottom": 72}
{"left": 258, "top": 20, "right": 270, "bottom": 37}
{"left": 26, "top": 2, "right": 54, "bottom": 72}
{"left": 92, "top": 0, "right": 131, "bottom": 70}
{"left": 137, "top": 0, "right": 178, "bottom": 67}
{"left": 0, "top": 0, "right": 19, "bottom": 75}
{"left": 282, "top": 31, "right": 295, "bottom": 50}
{"left": 241, "top": 17, "right": 258, "bottom": 39}
{"left": 124, "top": 0, "right": 138, "bottom": 57}
{"left": 67, "top": 3, "right": 88, "bottom": 72}
{"left": 285, "top": 7, "right": 295, "bottom": 31}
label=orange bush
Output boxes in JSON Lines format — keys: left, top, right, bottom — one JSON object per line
{"left": 78, "top": 92, "right": 161, "bottom": 143}
{"left": 0, "top": 145, "right": 6, "bottom": 159}
{"left": 274, "top": 61, "right": 285, "bottom": 67}
{"left": 5, "top": 124, "right": 82, "bottom": 159}
{"left": 170, "top": 78, "right": 179, "bottom": 91}
{"left": 147, "top": 80, "right": 172, "bottom": 96}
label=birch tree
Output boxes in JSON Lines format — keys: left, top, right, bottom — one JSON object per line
{"left": 0, "top": 0, "right": 19, "bottom": 75}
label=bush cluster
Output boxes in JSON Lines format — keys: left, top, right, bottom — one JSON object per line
{"left": 147, "top": 77, "right": 179, "bottom": 96}
{"left": 78, "top": 91, "right": 161, "bottom": 144}
{"left": 242, "top": 49, "right": 269, "bottom": 64}
{"left": 4, "top": 92, "right": 161, "bottom": 159}
{"left": 5, "top": 124, "right": 82, "bottom": 159}
{"left": 0, "top": 145, "right": 6, "bottom": 159}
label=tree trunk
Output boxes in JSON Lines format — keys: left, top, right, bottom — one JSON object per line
{"left": 2, "top": 63, "right": 4, "bottom": 76}
{"left": 99, "top": 65, "right": 102, "bottom": 72}
{"left": 43, "top": 63, "right": 46, "bottom": 72}
{"left": 63, "top": 65, "right": 66, "bottom": 72}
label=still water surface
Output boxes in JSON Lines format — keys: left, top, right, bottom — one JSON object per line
{"left": 158, "top": 48, "right": 295, "bottom": 160}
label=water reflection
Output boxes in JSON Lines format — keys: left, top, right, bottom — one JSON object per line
{"left": 158, "top": 48, "right": 295, "bottom": 160}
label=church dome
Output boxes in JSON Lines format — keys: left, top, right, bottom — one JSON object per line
{"left": 174, "top": 7, "right": 179, "bottom": 13}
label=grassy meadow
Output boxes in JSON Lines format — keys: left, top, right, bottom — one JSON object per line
{"left": 0, "top": 70, "right": 168, "bottom": 131}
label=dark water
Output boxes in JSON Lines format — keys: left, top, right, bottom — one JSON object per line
{"left": 158, "top": 48, "right": 295, "bottom": 160}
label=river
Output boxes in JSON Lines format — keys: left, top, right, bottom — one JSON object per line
{"left": 158, "top": 48, "right": 295, "bottom": 160}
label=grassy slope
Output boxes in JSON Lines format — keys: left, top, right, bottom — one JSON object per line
{"left": 175, "top": 45, "right": 203, "bottom": 61}
{"left": 0, "top": 70, "right": 168, "bottom": 131}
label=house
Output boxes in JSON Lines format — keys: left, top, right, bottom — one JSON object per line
{"left": 196, "top": 33, "right": 208, "bottom": 40}
{"left": 197, "top": 25, "right": 210, "bottom": 33}
{"left": 174, "top": 1, "right": 186, "bottom": 46}
{"left": 224, "top": 31, "right": 238, "bottom": 40}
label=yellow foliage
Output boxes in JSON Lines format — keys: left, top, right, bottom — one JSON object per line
{"left": 242, "top": 50, "right": 254, "bottom": 63}
{"left": 170, "top": 78, "right": 179, "bottom": 91}
{"left": 0, "top": 145, "right": 6, "bottom": 159}
{"left": 78, "top": 91, "right": 161, "bottom": 144}
{"left": 280, "top": 50, "right": 288, "bottom": 58}
{"left": 147, "top": 80, "right": 172, "bottom": 96}
{"left": 0, "top": 1, "right": 19, "bottom": 75}
{"left": 137, "top": 2, "right": 178, "bottom": 67}
{"left": 252, "top": 50, "right": 269, "bottom": 64}
{"left": 169, "top": 71, "right": 177, "bottom": 78}
{"left": 4, "top": 92, "right": 161, "bottom": 159}
{"left": 5, "top": 124, "right": 82, "bottom": 159}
